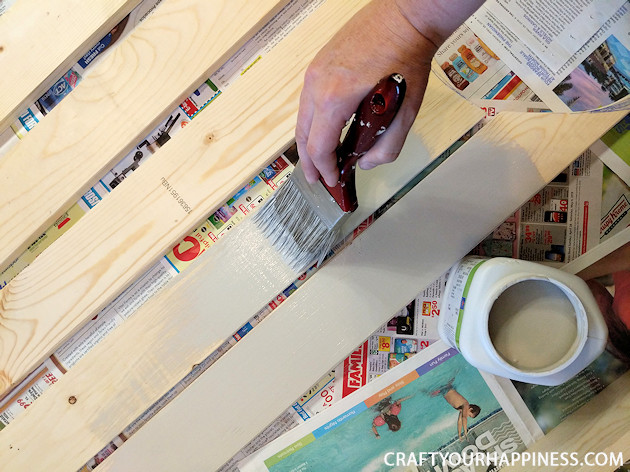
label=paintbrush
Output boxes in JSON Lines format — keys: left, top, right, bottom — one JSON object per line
{"left": 253, "top": 73, "right": 406, "bottom": 272}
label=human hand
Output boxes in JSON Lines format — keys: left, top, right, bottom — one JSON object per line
{"left": 586, "top": 275, "right": 630, "bottom": 364}
{"left": 296, "top": 0, "right": 438, "bottom": 186}
{"left": 296, "top": 0, "right": 485, "bottom": 186}
{"left": 612, "top": 271, "right": 630, "bottom": 330}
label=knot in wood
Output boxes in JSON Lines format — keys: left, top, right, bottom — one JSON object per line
{"left": 68, "top": 395, "right": 77, "bottom": 405}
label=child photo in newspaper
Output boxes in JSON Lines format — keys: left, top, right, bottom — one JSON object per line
{"left": 256, "top": 348, "right": 527, "bottom": 472}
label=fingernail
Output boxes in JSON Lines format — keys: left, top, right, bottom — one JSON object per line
{"left": 360, "top": 161, "right": 376, "bottom": 170}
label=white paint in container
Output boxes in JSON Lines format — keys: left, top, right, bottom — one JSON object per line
{"left": 438, "top": 256, "right": 608, "bottom": 385}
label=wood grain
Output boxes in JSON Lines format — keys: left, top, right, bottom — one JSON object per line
{"left": 95, "top": 108, "right": 627, "bottom": 471}
{"left": 503, "top": 372, "right": 630, "bottom": 472}
{"left": 0, "top": 3, "right": 482, "bottom": 470}
{"left": 0, "top": 0, "right": 141, "bottom": 130}
{"left": 0, "top": 0, "right": 288, "bottom": 274}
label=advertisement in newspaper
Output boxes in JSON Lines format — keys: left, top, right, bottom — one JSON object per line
{"left": 470, "top": 148, "right": 630, "bottom": 265}
{"left": 434, "top": 24, "right": 540, "bottom": 103}
{"left": 334, "top": 276, "right": 444, "bottom": 399}
{"left": 467, "top": 0, "right": 630, "bottom": 111}
{"left": 239, "top": 342, "right": 530, "bottom": 472}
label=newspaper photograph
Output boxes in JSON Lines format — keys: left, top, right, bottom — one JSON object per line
{"left": 467, "top": 0, "right": 630, "bottom": 111}
{"left": 239, "top": 342, "right": 531, "bottom": 472}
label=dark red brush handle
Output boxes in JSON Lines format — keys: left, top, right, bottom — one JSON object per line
{"left": 322, "top": 73, "right": 406, "bottom": 212}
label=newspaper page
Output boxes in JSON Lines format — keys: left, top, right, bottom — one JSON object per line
{"left": 467, "top": 1, "right": 630, "bottom": 111}
{"left": 434, "top": 24, "right": 541, "bottom": 103}
{"left": 334, "top": 277, "right": 444, "bottom": 399}
{"left": 239, "top": 342, "right": 532, "bottom": 472}
{"left": 469, "top": 146, "right": 630, "bottom": 265}
{"left": 481, "top": 0, "right": 627, "bottom": 72}
{"left": 0, "top": 0, "right": 15, "bottom": 16}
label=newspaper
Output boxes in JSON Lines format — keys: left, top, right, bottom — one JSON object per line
{"left": 1, "top": 0, "right": 628, "bottom": 469}
{"left": 0, "top": 0, "right": 15, "bottom": 16}
{"left": 466, "top": 0, "right": 630, "bottom": 111}
{"left": 434, "top": 24, "right": 541, "bottom": 103}
{"left": 238, "top": 224, "right": 630, "bottom": 471}
{"left": 470, "top": 145, "right": 630, "bottom": 265}
{"left": 238, "top": 342, "right": 533, "bottom": 472}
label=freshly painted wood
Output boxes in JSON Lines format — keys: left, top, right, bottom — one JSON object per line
{"left": 0, "top": 0, "right": 289, "bottom": 275}
{"left": 89, "top": 108, "right": 628, "bottom": 471}
{"left": 0, "top": 0, "right": 141, "bottom": 130}
{"left": 503, "top": 372, "right": 630, "bottom": 472}
{"left": 0, "top": 3, "right": 481, "bottom": 469}
{"left": 343, "top": 59, "right": 484, "bottom": 234}
{"left": 0, "top": 0, "right": 359, "bottom": 399}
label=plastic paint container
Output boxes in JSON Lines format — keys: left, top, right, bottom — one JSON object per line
{"left": 438, "top": 256, "right": 608, "bottom": 385}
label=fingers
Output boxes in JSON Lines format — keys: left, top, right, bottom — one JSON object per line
{"left": 305, "top": 106, "right": 345, "bottom": 186}
{"left": 295, "top": 88, "right": 319, "bottom": 183}
{"left": 357, "top": 95, "right": 422, "bottom": 170}
{"left": 293, "top": 0, "right": 437, "bottom": 185}
{"left": 296, "top": 76, "right": 363, "bottom": 186}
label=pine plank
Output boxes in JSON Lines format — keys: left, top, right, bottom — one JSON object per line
{"left": 0, "top": 0, "right": 335, "bottom": 400}
{"left": 0, "top": 5, "right": 482, "bottom": 471}
{"left": 503, "top": 372, "right": 630, "bottom": 472}
{"left": 0, "top": 0, "right": 289, "bottom": 274}
{"left": 0, "top": 0, "right": 141, "bottom": 130}
{"left": 95, "top": 108, "right": 627, "bottom": 471}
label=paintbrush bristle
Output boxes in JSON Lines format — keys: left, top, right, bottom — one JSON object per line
{"left": 253, "top": 176, "right": 339, "bottom": 273}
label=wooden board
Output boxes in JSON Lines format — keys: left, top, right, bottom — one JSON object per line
{"left": 503, "top": 371, "right": 630, "bottom": 472}
{"left": 81, "top": 109, "right": 628, "bottom": 471}
{"left": 0, "top": 0, "right": 292, "bottom": 396}
{"left": 0, "top": 0, "right": 141, "bottom": 130}
{"left": 0, "top": 80, "right": 477, "bottom": 472}
{"left": 0, "top": 1, "right": 482, "bottom": 468}
{"left": 0, "top": 0, "right": 288, "bottom": 275}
